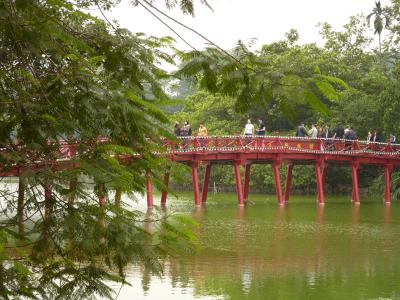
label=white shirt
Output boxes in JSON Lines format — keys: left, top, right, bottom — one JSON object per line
{"left": 309, "top": 127, "right": 318, "bottom": 138}
{"left": 244, "top": 123, "right": 254, "bottom": 135}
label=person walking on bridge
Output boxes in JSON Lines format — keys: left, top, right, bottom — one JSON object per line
{"left": 173, "top": 121, "right": 181, "bottom": 149}
{"left": 323, "top": 125, "right": 332, "bottom": 138}
{"left": 309, "top": 124, "right": 318, "bottom": 138}
{"left": 256, "top": 119, "right": 266, "bottom": 136}
{"left": 197, "top": 123, "right": 208, "bottom": 147}
{"left": 197, "top": 123, "right": 208, "bottom": 137}
{"left": 173, "top": 121, "right": 181, "bottom": 137}
{"left": 372, "top": 131, "right": 381, "bottom": 143}
{"left": 296, "top": 123, "right": 308, "bottom": 137}
{"left": 333, "top": 124, "right": 345, "bottom": 139}
{"left": 390, "top": 133, "right": 396, "bottom": 144}
{"left": 244, "top": 119, "right": 254, "bottom": 144}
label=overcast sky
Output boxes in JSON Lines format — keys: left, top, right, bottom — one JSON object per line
{"left": 99, "top": 0, "right": 390, "bottom": 50}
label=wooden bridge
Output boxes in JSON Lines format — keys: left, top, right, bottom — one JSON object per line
{"left": 1, "top": 136, "right": 399, "bottom": 208}
{"left": 157, "top": 136, "right": 400, "bottom": 207}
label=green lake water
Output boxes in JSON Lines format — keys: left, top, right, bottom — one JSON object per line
{"left": 114, "top": 193, "right": 400, "bottom": 300}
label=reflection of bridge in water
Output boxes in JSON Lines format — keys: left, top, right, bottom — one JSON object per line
{"left": 1, "top": 136, "right": 400, "bottom": 208}
{"left": 137, "top": 204, "right": 396, "bottom": 299}
{"left": 157, "top": 136, "right": 400, "bottom": 207}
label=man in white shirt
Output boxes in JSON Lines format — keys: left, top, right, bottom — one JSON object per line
{"left": 244, "top": 119, "right": 254, "bottom": 145}
{"left": 244, "top": 119, "right": 254, "bottom": 135}
{"left": 309, "top": 124, "right": 318, "bottom": 138}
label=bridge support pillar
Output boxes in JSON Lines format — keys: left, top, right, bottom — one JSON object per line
{"left": 146, "top": 171, "right": 153, "bottom": 208}
{"left": 115, "top": 188, "right": 122, "bottom": 207}
{"left": 351, "top": 162, "right": 360, "bottom": 204}
{"left": 272, "top": 160, "right": 284, "bottom": 206}
{"left": 315, "top": 162, "right": 325, "bottom": 205}
{"left": 17, "top": 176, "right": 25, "bottom": 233}
{"left": 284, "top": 164, "right": 293, "bottom": 204}
{"left": 161, "top": 171, "right": 170, "bottom": 206}
{"left": 243, "top": 163, "right": 251, "bottom": 202}
{"left": 201, "top": 163, "right": 211, "bottom": 204}
{"left": 44, "top": 181, "right": 53, "bottom": 218}
{"left": 98, "top": 183, "right": 107, "bottom": 207}
{"left": 192, "top": 162, "right": 201, "bottom": 207}
{"left": 384, "top": 164, "right": 393, "bottom": 205}
{"left": 234, "top": 161, "right": 245, "bottom": 206}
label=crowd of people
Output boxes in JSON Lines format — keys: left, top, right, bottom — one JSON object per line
{"left": 295, "top": 123, "right": 396, "bottom": 143}
{"left": 172, "top": 119, "right": 397, "bottom": 144}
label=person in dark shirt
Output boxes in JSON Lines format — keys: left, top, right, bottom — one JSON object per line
{"left": 372, "top": 131, "right": 381, "bottom": 143}
{"left": 256, "top": 119, "right": 266, "bottom": 136}
{"left": 346, "top": 127, "right": 357, "bottom": 140}
{"left": 334, "top": 125, "right": 345, "bottom": 139}
{"left": 173, "top": 121, "right": 181, "bottom": 137}
{"left": 296, "top": 123, "right": 308, "bottom": 137}
{"left": 323, "top": 125, "right": 332, "bottom": 138}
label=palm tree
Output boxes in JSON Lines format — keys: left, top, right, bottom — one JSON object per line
{"left": 367, "top": 1, "right": 391, "bottom": 53}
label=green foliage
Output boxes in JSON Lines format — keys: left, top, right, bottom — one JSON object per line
{"left": 0, "top": 0, "right": 209, "bottom": 298}
{"left": 175, "top": 40, "right": 348, "bottom": 119}
{"left": 367, "top": 1, "right": 391, "bottom": 52}
{"left": 171, "top": 11, "right": 400, "bottom": 196}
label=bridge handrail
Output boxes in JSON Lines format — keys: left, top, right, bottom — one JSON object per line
{"left": 2, "top": 135, "right": 400, "bottom": 161}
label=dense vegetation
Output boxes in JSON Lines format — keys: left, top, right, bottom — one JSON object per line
{"left": 171, "top": 1, "right": 400, "bottom": 196}
{"left": 1, "top": 0, "right": 400, "bottom": 298}
{"left": 0, "top": 0, "right": 203, "bottom": 298}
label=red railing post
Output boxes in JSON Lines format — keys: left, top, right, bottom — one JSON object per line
{"left": 201, "top": 163, "right": 212, "bottom": 204}
{"left": 236, "top": 135, "right": 241, "bottom": 148}
{"left": 284, "top": 163, "right": 294, "bottom": 204}
{"left": 215, "top": 136, "right": 219, "bottom": 148}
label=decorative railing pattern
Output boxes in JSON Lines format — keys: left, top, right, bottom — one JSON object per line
{"left": 162, "top": 136, "right": 400, "bottom": 157}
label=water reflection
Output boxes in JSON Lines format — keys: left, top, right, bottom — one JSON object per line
{"left": 117, "top": 195, "right": 400, "bottom": 300}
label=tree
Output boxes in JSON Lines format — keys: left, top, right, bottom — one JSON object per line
{"left": 367, "top": 1, "right": 391, "bottom": 53}
{"left": 0, "top": 0, "right": 203, "bottom": 298}
{"left": 175, "top": 42, "right": 348, "bottom": 121}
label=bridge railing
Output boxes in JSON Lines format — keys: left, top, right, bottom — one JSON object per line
{"left": 2, "top": 136, "right": 400, "bottom": 162}
{"left": 162, "top": 135, "right": 400, "bottom": 155}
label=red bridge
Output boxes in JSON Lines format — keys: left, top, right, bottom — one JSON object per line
{"left": 1, "top": 136, "right": 399, "bottom": 207}
{"left": 157, "top": 136, "right": 400, "bottom": 207}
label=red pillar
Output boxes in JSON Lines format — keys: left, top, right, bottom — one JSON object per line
{"left": 272, "top": 160, "right": 284, "bottom": 206}
{"left": 160, "top": 172, "right": 170, "bottom": 206}
{"left": 384, "top": 164, "right": 393, "bottom": 205}
{"left": 201, "top": 163, "right": 211, "bottom": 204}
{"left": 315, "top": 162, "right": 325, "bottom": 205}
{"left": 145, "top": 171, "right": 153, "bottom": 208}
{"left": 98, "top": 183, "right": 107, "bottom": 207}
{"left": 44, "top": 182, "right": 53, "bottom": 218}
{"left": 351, "top": 162, "right": 360, "bottom": 204}
{"left": 234, "top": 161, "right": 245, "bottom": 206}
{"left": 243, "top": 164, "right": 251, "bottom": 202}
{"left": 284, "top": 164, "right": 293, "bottom": 204}
{"left": 17, "top": 176, "right": 25, "bottom": 233}
{"left": 192, "top": 162, "right": 201, "bottom": 207}
{"left": 322, "top": 165, "right": 328, "bottom": 195}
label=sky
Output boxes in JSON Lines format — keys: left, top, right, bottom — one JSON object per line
{"left": 98, "top": 0, "right": 391, "bottom": 51}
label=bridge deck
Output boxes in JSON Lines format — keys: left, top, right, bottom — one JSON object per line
{"left": 1, "top": 136, "right": 399, "bottom": 207}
